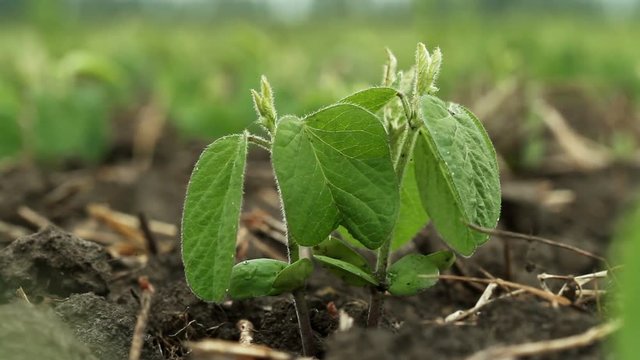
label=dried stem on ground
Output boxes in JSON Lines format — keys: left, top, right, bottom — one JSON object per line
{"left": 187, "top": 340, "right": 296, "bottom": 360}
{"left": 535, "top": 98, "right": 611, "bottom": 171}
{"left": 464, "top": 320, "right": 621, "bottom": 360}
{"left": 17, "top": 206, "right": 53, "bottom": 229}
{"left": 434, "top": 275, "right": 571, "bottom": 305}
{"left": 467, "top": 224, "right": 609, "bottom": 266}
{"left": 129, "top": 277, "right": 155, "bottom": 360}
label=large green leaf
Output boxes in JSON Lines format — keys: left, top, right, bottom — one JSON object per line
{"left": 271, "top": 258, "right": 313, "bottom": 294}
{"left": 339, "top": 87, "right": 398, "bottom": 113}
{"left": 272, "top": 105, "right": 399, "bottom": 249}
{"left": 314, "top": 255, "right": 378, "bottom": 287}
{"left": 229, "top": 259, "right": 288, "bottom": 300}
{"left": 414, "top": 95, "right": 501, "bottom": 256}
{"left": 392, "top": 158, "right": 430, "bottom": 250}
{"left": 313, "top": 236, "right": 371, "bottom": 271}
{"left": 182, "top": 133, "right": 248, "bottom": 302}
{"left": 387, "top": 254, "right": 439, "bottom": 296}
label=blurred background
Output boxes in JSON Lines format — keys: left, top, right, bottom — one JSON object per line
{"left": 1, "top": 0, "right": 639, "bottom": 168}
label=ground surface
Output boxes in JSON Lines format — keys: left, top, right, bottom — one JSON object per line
{"left": 0, "top": 93, "right": 638, "bottom": 359}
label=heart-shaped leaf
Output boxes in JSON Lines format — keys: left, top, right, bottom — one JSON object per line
{"left": 414, "top": 95, "right": 501, "bottom": 256}
{"left": 314, "top": 255, "right": 378, "bottom": 287}
{"left": 229, "top": 259, "right": 288, "bottom": 300}
{"left": 271, "top": 258, "right": 313, "bottom": 294}
{"left": 182, "top": 133, "right": 248, "bottom": 302}
{"left": 272, "top": 105, "right": 399, "bottom": 249}
{"left": 339, "top": 87, "right": 398, "bottom": 113}
{"left": 313, "top": 236, "right": 370, "bottom": 271}
{"left": 387, "top": 254, "right": 439, "bottom": 296}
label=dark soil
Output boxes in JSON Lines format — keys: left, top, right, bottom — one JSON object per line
{"left": 0, "top": 101, "right": 638, "bottom": 359}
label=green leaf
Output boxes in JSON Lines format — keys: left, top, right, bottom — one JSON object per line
{"left": 614, "top": 196, "right": 640, "bottom": 360}
{"left": 387, "top": 254, "right": 439, "bottom": 296}
{"left": 425, "top": 250, "right": 456, "bottom": 271}
{"left": 392, "top": 158, "right": 430, "bottom": 250}
{"left": 335, "top": 226, "right": 366, "bottom": 249}
{"left": 272, "top": 106, "right": 399, "bottom": 249}
{"left": 271, "top": 258, "right": 313, "bottom": 294}
{"left": 229, "top": 259, "right": 288, "bottom": 300}
{"left": 314, "top": 255, "right": 378, "bottom": 287}
{"left": 414, "top": 95, "right": 501, "bottom": 256}
{"left": 339, "top": 87, "right": 398, "bottom": 113}
{"left": 313, "top": 236, "right": 371, "bottom": 271}
{"left": 182, "top": 133, "right": 248, "bottom": 302}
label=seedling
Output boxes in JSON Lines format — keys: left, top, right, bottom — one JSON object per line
{"left": 181, "top": 43, "right": 501, "bottom": 355}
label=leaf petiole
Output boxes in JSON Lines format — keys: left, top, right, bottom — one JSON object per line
{"left": 247, "top": 134, "right": 271, "bottom": 151}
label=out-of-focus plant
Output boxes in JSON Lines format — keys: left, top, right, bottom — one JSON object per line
{"left": 0, "top": 43, "right": 127, "bottom": 164}
{"left": 614, "top": 194, "right": 640, "bottom": 360}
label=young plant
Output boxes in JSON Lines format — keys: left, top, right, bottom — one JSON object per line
{"left": 306, "top": 44, "right": 501, "bottom": 326}
{"left": 181, "top": 42, "right": 501, "bottom": 356}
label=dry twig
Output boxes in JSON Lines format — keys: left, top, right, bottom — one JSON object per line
{"left": 129, "top": 277, "right": 155, "bottom": 360}
{"left": 16, "top": 287, "right": 31, "bottom": 304}
{"left": 467, "top": 224, "right": 609, "bottom": 266}
{"left": 465, "top": 320, "right": 621, "bottom": 360}
{"left": 433, "top": 275, "right": 571, "bottom": 305}
{"left": 17, "top": 206, "right": 53, "bottom": 229}
{"left": 187, "top": 339, "right": 295, "bottom": 360}
{"left": 535, "top": 98, "right": 611, "bottom": 170}
{"left": 444, "top": 283, "right": 498, "bottom": 323}
{"left": 538, "top": 270, "right": 609, "bottom": 303}
{"left": 87, "top": 203, "right": 177, "bottom": 237}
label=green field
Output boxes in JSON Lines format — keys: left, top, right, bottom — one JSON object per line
{"left": 1, "top": 4, "right": 639, "bottom": 163}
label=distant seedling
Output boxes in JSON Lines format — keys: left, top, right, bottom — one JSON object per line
{"left": 181, "top": 43, "right": 501, "bottom": 356}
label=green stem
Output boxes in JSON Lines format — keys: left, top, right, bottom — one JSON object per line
{"left": 367, "top": 115, "right": 421, "bottom": 328}
{"left": 247, "top": 134, "right": 272, "bottom": 151}
{"left": 286, "top": 238, "right": 315, "bottom": 356}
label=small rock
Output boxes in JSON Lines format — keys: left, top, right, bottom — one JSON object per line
{"left": 0, "top": 227, "right": 111, "bottom": 300}
{"left": 54, "top": 293, "right": 162, "bottom": 360}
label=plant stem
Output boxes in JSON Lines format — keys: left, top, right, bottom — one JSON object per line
{"left": 247, "top": 133, "right": 271, "bottom": 151}
{"left": 292, "top": 289, "right": 315, "bottom": 356}
{"left": 286, "top": 238, "right": 316, "bottom": 356}
{"left": 367, "top": 118, "right": 421, "bottom": 328}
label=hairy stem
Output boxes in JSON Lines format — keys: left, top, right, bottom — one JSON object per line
{"left": 247, "top": 134, "right": 272, "bottom": 151}
{"left": 367, "top": 116, "right": 421, "bottom": 328}
{"left": 287, "top": 238, "right": 316, "bottom": 356}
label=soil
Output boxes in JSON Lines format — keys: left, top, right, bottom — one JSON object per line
{"left": 0, "top": 95, "right": 638, "bottom": 360}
